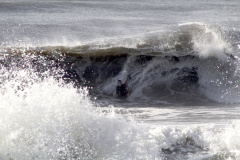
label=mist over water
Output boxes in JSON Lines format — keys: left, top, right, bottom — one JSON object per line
{"left": 1, "top": 0, "right": 240, "bottom": 159}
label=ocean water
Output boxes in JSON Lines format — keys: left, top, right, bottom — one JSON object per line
{"left": 1, "top": 0, "right": 240, "bottom": 159}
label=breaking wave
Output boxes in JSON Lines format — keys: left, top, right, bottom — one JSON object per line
{"left": 1, "top": 22, "right": 240, "bottom": 105}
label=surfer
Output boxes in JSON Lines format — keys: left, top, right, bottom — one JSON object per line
{"left": 115, "top": 74, "right": 131, "bottom": 98}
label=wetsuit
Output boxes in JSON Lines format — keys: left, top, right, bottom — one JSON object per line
{"left": 116, "top": 84, "right": 128, "bottom": 97}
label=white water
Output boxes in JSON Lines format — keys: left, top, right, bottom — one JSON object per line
{"left": 1, "top": 69, "right": 240, "bottom": 159}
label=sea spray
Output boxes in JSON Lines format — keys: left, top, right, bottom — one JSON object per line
{"left": 0, "top": 80, "right": 160, "bottom": 159}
